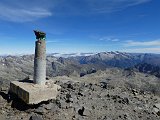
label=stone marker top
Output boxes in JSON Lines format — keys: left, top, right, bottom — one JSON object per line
{"left": 34, "top": 30, "right": 46, "bottom": 40}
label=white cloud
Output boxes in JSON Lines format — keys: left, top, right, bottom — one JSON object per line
{"left": 93, "top": 36, "right": 119, "bottom": 42}
{"left": 57, "top": 0, "right": 151, "bottom": 15}
{"left": 121, "top": 39, "right": 160, "bottom": 53}
{"left": 46, "top": 40, "right": 59, "bottom": 43}
{"left": 111, "top": 39, "right": 119, "bottom": 42}
{"left": 97, "top": 36, "right": 120, "bottom": 42}
{"left": 121, "top": 47, "right": 160, "bottom": 53}
{"left": 87, "top": 0, "right": 151, "bottom": 13}
{"left": 125, "top": 40, "right": 160, "bottom": 46}
{"left": 0, "top": 0, "right": 151, "bottom": 22}
{"left": 0, "top": 0, "right": 53, "bottom": 22}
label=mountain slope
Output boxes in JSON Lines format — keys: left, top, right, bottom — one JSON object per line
{"left": 0, "top": 68, "right": 160, "bottom": 119}
{"left": 133, "top": 63, "right": 160, "bottom": 78}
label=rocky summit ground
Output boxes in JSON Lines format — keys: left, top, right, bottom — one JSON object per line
{"left": 0, "top": 68, "right": 160, "bottom": 120}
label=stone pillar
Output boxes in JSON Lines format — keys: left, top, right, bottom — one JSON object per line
{"left": 33, "top": 30, "right": 46, "bottom": 85}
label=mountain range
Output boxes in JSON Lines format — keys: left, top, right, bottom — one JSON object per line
{"left": 0, "top": 51, "right": 160, "bottom": 81}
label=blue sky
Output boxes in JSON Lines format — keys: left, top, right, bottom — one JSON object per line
{"left": 0, "top": 0, "right": 160, "bottom": 54}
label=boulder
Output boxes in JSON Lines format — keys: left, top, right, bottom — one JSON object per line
{"left": 29, "top": 114, "right": 43, "bottom": 120}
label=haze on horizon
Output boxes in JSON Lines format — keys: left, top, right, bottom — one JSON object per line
{"left": 0, "top": 0, "right": 160, "bottom": 55}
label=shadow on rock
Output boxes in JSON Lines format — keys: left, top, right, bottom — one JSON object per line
{"left": 1, "top": 91, "right": 50, "bottom": 111}
{"left": 0, "top": 91, "right": 10, "bottom": 103}
{"left": 10, "top": 93, "right": 50, "bottom": 111}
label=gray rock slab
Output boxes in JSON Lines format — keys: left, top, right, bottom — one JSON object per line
{"left": 154, "top": 103, "right": 160, "bottom": 110}
{"left": 9, "top": 80, "right": 61, "bottom": 104}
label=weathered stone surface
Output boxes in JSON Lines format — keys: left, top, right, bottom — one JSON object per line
{"left": 9, "top": 80, "right": 61, "bottom": 104}
{"left": 34, "top": 107, "right": 46, "bottom": 115}
{"left": 34, "top": 40, "right": 46, "bottom": 85}
{"left": 153, "top": 103, "right": 160, "bottom": 116}
{"left": 0, "top": 114, "right": 5, "bottom": 120}
{"left": 154, "top": 103, "right": 160, "bottom": 109}
{"left": 29, "top": 114, "right": 43, "bottom": 120}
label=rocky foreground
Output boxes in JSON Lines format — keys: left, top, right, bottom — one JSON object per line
{"left": 0, "top": 68, "right": 160, "bottom": 120}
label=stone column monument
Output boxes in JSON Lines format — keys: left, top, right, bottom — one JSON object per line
{"left": 33, "top": 30, "right": 46, "bottom": 85}
{"left": 9, "top": 30, "right": 61, "bottom": 104}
